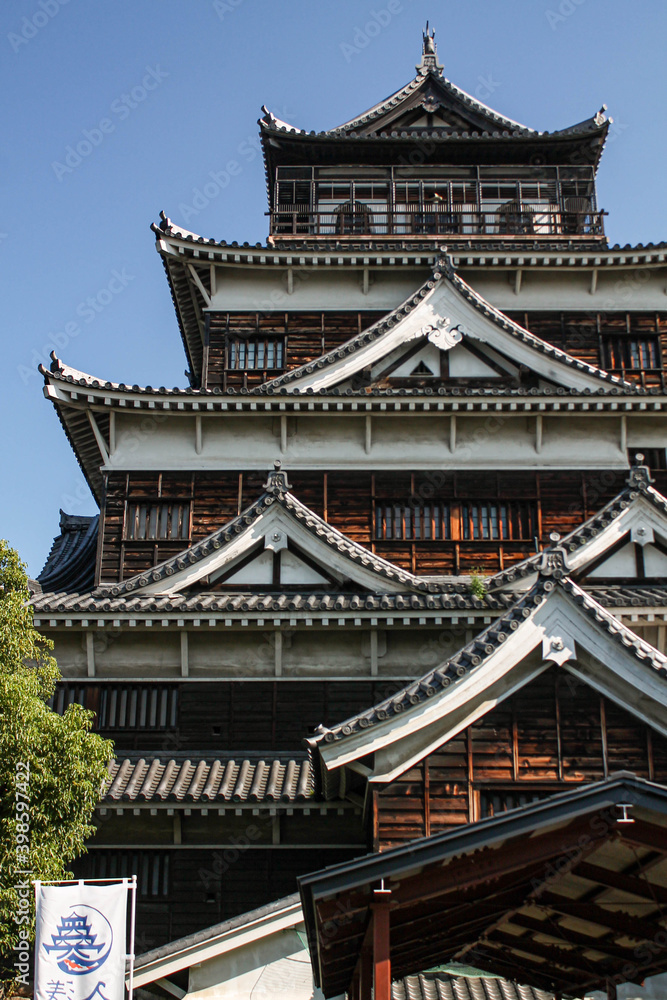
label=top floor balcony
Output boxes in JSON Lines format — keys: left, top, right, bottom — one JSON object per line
{"left": 268, "top": 166, "right": 605, "bottom": 242}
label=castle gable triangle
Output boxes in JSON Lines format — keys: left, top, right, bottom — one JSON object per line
{"left": 263, "top": 260, "right": 634, "bottom": 396}
{"left": 489, "top": 459, "right": 667, "bottom": 592}
{"left": 103, "top": 467, "right": 429, "bottom": 598}
{"left": 311, "top": 559, "right": 667, "bottom": 783}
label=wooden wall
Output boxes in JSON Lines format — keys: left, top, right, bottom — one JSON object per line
{"left": 509, "top": 311, "right": 667, "bottom": 391}
{"left": 54, "top": 679, "right": 409, "bottom": 753}
{"left": 200, "top": 310, "right": 667, "bottom": 390}
{"left": 374, "top": 665, "right": 667, "bottom": 850}
{"left": 205, "top": 311, "right": 385, "bottom": 390}
{"left": 99, "top": 468, "right": 658, "bottom": 581}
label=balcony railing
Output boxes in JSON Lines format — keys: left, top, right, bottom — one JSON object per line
{"left": 270, "top": 202, "right": 605, "bottom": 238}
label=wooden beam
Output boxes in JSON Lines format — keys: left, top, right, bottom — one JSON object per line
{"left": 372, "top": 889, "right": 391, "bottom": 1000}
{"left": 359, "top": 946, "right": 372, "bottom": 1000}
{"left": 508, "top": 913, "right": 637, "bottom": 964}
{"left": 490, "top": 929, "right": 604, "bottom": 980}
{"left": 154, "top": 978, "right": 185, "bottom": 1000}
{"left": 87, "top": 410, "right": 110, "bottom": 466}
{"left": 187, "top": 263, "right": 212, "bottom": 307}
{"left": 387, "top": 816, "right": 607, "bottom": 908}
{"left": 541, "top": 891, "right": 665, "bottom": 942}
{"left": 574, "top": 860, "right": 667, "bottom": 905}
{"left": 621, "top": 818, "right": 667, "bottom": 854}
{"left": 468, "top": 943, "right": 589, "bottom": 991}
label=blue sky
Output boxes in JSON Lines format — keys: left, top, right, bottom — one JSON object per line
{"left": 2, "top": 0, "right": 667, "bottom": 575}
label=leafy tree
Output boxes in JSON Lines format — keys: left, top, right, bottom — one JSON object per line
{"left": 0, "top": 540, "right": 113, "bottom": 992}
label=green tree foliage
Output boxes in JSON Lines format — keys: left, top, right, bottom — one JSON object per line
{"left": 0, "top": 540, "right": 113, "bottom": 990}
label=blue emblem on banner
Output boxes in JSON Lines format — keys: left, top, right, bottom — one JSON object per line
{"left": 43, "top": 906, "right": 113, "bottom": 975}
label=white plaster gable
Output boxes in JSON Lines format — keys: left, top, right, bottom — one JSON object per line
{"left": 315, "top": 582, "right": 667, "bottom": 784}
{"left": 447, "top": 343, "right": 504, "bottom": 378}
{"left": 570, "top": 496, "right": 667, "bottom": 574}
{"left": 586, "top": 542, "right": 638, "bottom": 580}
{"left": 131, "top": 895, "right": 338, "bottom": 1000}
{"left": 264, "top": 267, "right": 631, "bottom": 394}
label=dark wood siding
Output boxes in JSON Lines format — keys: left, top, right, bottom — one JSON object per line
{"left": 53, "top": 679, "right": 412, "bottom": 753}
{"left": 506, "top": 311, "right": 667, "bottom": 390}
{"left": 98, "top": 468, "right": 667, "bottom": 582}
{"left": 205, "top": 311, "right": 386, "bottom": 389}
{"left": 376, "top": 666, "right": 666, "bottom": 849}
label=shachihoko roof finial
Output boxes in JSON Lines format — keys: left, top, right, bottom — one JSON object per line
{"left": 418, "top": 21, "right": 443, "bottom": 75}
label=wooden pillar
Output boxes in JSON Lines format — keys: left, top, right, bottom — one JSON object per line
{"left": 359, "top": 946, "right": 373, "bottom": 1000}
{"left": 606, "top": 982, "right": 617, "bottom": 1000}
{"left": 372, "top": 887, "right": 392, "bottom": 1000}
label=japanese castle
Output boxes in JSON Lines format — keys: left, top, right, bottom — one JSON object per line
{"left": 33, "top": 27, "right": 667, "bottom": 1000}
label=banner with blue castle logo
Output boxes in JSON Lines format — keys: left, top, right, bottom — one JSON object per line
{"left": 34, "top": 882, "right": 129, "bottom": 1000}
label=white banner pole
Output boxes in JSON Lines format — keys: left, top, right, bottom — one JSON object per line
{"left": 127, "top": 876, "right": 137, "bottom": 1000}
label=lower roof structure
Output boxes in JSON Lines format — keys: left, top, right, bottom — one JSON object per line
{"left": 299, "top": 774, "right": 667, "bottom": 998}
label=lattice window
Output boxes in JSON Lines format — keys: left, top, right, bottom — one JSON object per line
{"left": 125, "top": 502, "right": 190, "bottom": 540}
{"left": 98, "top": 686, "right": 178, "bottom": 730}
{"left": 460, "top": 501, "right": 538, "bottom": 541}
{"left": 375, "top": 501, "right": 537, "bottom": 541}
{"left": 226, "top": 338, "right": 284, "bottom": 370}
{"left": 603, "top": 335, "right": 660, "bottom": 372}
{"left": 86, "top": 851, "right": 170, "bottom": 897}
{"left": 49, "top": 684, "right": 178, "bottom": 731}
{"left": 375, "top": 503, "right": 451, "bottom": 540}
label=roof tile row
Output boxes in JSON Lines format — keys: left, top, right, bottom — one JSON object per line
{"left": 104, "top": 755, "right": 313, "bottom": 804}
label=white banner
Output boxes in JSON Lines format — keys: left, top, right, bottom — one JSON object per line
{"left": 35, "top": 882, "right": 129, "bottom": 1000}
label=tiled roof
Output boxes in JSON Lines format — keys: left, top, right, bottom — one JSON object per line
{"left": 311, "top": 551, "right": 667, "bottom": 747}
{"left": 37, "top": 511, "right": 98, "bottom": 593}
{"left": 44, "top": 354, "right": 650, "bottom": 399}
{"left": 31, "top": 585, "right": 667, "bottom": 618}
{"left": 152, "top": 219, "right": 667, "bottom": 261}
{"left": 392, "top": 973, "right": 553, "bottom": 1000}
{"left": 31, "top": 588, "right": 505, "bottom": 615}
{"left": 328, "top": 58, "right": 535, "bottom": 135}
{"left": 261, "top": 258, "right": 634, "bottom": 393}
{"left": 488, "top": 459, "right": 664, "bottom": 590}
{"left": 104, "top": 753, "right": 313, "bottom": 805}
{"left": 586, "top": 584, "right": 667, "bottom": 607}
